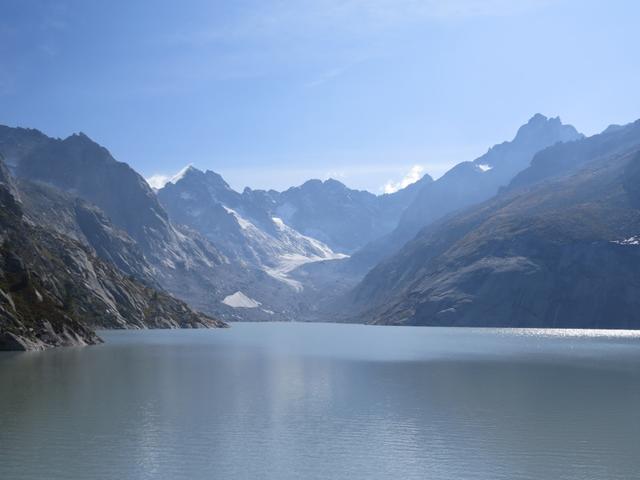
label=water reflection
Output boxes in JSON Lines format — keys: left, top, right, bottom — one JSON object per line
{"left": 1, "top": 324, "right": 639, "bottom": 480}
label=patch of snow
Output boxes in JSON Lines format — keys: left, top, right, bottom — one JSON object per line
{"left": 272, "top": 217, "right": 286, "bottom": 230}
{"left": 222, "top": 291, "right": 261, "bottom": 308}
{"left": 476, "top": 163, "right": 493, "bottom": 172}
{"left": 264, "top": 251, "right": 348, "bottom": 293}
{"left": 180, "top": 191, "right": 194, "bottom": 200}
{"left": 223, "top": 206, "right": 254, "bottom": 231}
{"left": 169, "top": 164, "right": 195, "bottom": 185}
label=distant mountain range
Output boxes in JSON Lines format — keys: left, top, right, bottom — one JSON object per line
{"left": 349, "top": 114, "right": 583, "bottom": 271}
{"left": 156, "top": 164, "right": 429, "bottom": 282}
{"left": 348, "top": 119, "right": 640, "bottom": 327}
{"left": 3, "top": 113, "right": 640, "bottom": 349}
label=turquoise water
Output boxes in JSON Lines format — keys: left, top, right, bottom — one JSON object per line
{"left": 1, "top": 323, "right": 639, "bottom": 479}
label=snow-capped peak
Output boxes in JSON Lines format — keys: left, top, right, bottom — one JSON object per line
{"left": 169, "top": 164, "right": 197, "bottom": 184}
{"left": 146, "top": 164, "right": 198, "bottom": 190}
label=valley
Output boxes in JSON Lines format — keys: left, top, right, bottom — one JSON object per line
{"left": 2, "top": 114, "right": 640, "bottom": 349}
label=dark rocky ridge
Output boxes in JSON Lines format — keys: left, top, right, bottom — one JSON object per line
{"left": 349, "top": 121, "right": 640, "bottom": 328}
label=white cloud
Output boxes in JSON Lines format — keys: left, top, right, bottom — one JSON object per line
{"left": 383, "top": 165, "right": 425, "bottom": 194}
{"left": 145, "top": 173, "right": 172, "bottom": 190}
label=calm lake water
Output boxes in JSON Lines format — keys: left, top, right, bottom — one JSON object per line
{"left": 1, "top": 323, "right": 640, "bottom": 480}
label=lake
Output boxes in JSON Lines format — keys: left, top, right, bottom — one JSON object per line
{"left": 1, "top": 322, "right": 640, "bottom": 480}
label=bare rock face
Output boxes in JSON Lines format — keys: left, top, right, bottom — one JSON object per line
{"left": 16, "top": 179, "right": 156, "bottom": 285}
{"left": 0, "top": 153, "right": 226, "bottom": 351}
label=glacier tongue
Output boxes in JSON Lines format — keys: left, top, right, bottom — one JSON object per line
{"left": 221, "top": 208, "right": 348, "bottom": 291}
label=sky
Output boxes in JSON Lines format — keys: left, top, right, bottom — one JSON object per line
{"left": 1, "top": 0, "right": 639, "bottom": 193}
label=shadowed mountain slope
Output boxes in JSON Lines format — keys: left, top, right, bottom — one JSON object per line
{"left": 0, "top": 156, "right": 226, "bottom": 351}
{"left": 349, "top": 114, "right": 582, "bottom": 271}
{"left": 349, "top": 121, "right": 640, "bottom": 328}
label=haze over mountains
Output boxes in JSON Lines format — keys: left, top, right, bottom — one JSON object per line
{"left": 350, "top": 120, "right": 640, "bottom": 327}
{"left": 2, "top": 113, "right": 640, "bottom": 349}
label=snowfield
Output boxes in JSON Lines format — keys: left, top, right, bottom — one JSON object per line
{"left": 222, "top": 291, "right": 262, "bottom": 308}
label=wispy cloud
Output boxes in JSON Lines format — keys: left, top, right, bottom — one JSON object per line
{"left": 383, "top": 164, "right": 425, "bottom": 194}
{"left": 166, "top": 0, "right": 556, "bottom": 46}
{"left": 305, "top": 67, "right": 349, "bottom": 88}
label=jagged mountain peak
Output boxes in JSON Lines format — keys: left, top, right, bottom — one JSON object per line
{"left": 513, "top": 113, "right": 581, "bottom": 145}
{"left": 62, "top": 131, "right": 110, "bottom": 153}
{"left": 165, "top": 165, "right": 234, "bottom": 192}
{"left": 169, "top": 164, "right": 200, "bottom": 183}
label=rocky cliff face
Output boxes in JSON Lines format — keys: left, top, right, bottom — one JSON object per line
{"left": 0, "top": 156, "right": 226, "bottom": 351}
{"left": 349, "top": 122, "right": 640, "bottom": 328}
{"left": 16, "top": 179, "right": 156, "bottom": 285}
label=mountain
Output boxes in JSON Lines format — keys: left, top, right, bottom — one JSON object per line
{"left": 0, "top": 127, "right": 250, "bottom": 319}
{"left": 350, "top": 114, "right": 583, "bottom": 270}
{"left": 0, "top": 156, "right": 226, "bottom": 351}
{"left": 156, "top": 166, "right": 431, "bottom": 313}
{"left": 16, "top": 179, "right": 155, "bottom": 284}
{"left": 0, "top": 126, "right": 344, "bottom": 322}
{"left": 159, "top": 169, "right": 432, "bottom": 257}
{"left": 349, "top": 120, "right": 640, "bottom": 328}
{"left": 273, "top": 175, "right": 432, "bottom": 253}
{"left": 157, "top": 167, "right": 346, "bottom": 289}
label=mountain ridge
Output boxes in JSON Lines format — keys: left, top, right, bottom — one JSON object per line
{"left": 347, "top": 119, "right": 640, "bottom": 327}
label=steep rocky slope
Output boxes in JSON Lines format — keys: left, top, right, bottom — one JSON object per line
{"left": 0, "top": 158, "right": 226, "bottom": 351}
{"left": 350, "top": 121, "right": 640, "bottom": 328}
{"left": 17, "top": 179, "right": 155, "bottom": 284}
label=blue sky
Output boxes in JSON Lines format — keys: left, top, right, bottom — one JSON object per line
{"left": 1, "top": 0, "right": 639, "bottom": 193}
